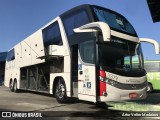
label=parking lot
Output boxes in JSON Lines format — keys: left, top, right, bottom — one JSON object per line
{"left": 0, "top": 85, "right": 160, "bottom": 119}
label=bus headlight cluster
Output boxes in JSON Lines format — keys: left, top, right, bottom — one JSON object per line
{"left": 99, "top": 76, "right": 106, "bottom": 82}
{"left": 99, "top": 76, "right": 119, "bottom": 87}
{"left": 105, "top": 78, "right": 118, "bottom": 86}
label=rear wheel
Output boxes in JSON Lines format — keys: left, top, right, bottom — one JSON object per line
{"left": 9, "top": 80, "right": 14, "bottom": 92}
{"left": 55, "top": 78, "right": 68, "bottom": 103}
{"left": 147, "top": 83, "right": 153, "bottom": 92}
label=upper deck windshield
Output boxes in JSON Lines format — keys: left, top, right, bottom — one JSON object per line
{"left": 92, "top": 6, "right": 137, "bottom": 36}
{"left": 98, "top": 37, "right": 145, "bottom": 77}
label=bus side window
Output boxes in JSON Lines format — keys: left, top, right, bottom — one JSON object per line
{"left": 79, "top": 40, "right": 95, "bottom": 64}
{"left": 7, "top": 49, "right": 15, "bottom": 62}
{"left": 62, "top": 10, "right": 89, "bottom": 36}
{"left": 42, "top": 21, "right": 63, "bottom": 46}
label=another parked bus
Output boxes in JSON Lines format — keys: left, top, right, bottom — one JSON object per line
{"left": 144, "top": 60, "right": 160, "bottom": 92}
{"left": 4, "top": 4, "right": 159, "bottom": 103}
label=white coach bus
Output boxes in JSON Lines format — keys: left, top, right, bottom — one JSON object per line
{"left": 5, "top": 4, "right": 159, "bottom": 103}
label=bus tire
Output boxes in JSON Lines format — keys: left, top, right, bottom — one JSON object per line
{"left": 55, "top": 78, "right": 68, "bottom": 103}
{"left": 9, "top": 80, "right": 14, "bottom": 92}
{"left": 13, "top": 80, "right": 18, "bottom": 93}
{"left": 147, "top": 83, "right": 153, "bottom": 92}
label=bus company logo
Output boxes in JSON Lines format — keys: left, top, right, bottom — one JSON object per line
{"left": 2, "top": 112, "right": 11, "bottom": 117}
{"left": 131, "top": 84, "right": 136, "bottom": 89}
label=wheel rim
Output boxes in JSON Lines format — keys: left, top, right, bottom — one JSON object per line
{"left": 147, "top": 85, "right": 150, "bottom": 91}
{"left": 56, "top": 83, "right": 65, "bottom": 99}
{"left": 9, "top": 82, "right": 12, "bottom": 89}
{"left": 14, "top": 82, "right": 17, "bottom": 91}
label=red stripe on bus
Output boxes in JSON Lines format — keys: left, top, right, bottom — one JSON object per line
{"left": 100, "top": 81, "right": 106, "bottom": 96}
{"left": 78, "top": 93, "right": 96, "bottom": 97}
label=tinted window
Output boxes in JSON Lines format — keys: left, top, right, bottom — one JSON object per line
{"left": 62, "top": 10, "right": 89, "bottom": 36}
{"left": 92, "top": 7, "right": 137, "bottom": 36}
{"left": 98, "top": 37, "right": 145, "bottom": 77}
{"left": 99, "top": 37, "right": 142, "bottom": 69}
{"left": 0, "top": 52, "right": 7, "bottom": 62}
{"left": 7, "top": 49, "right": 15, "bottom": 61}
{"left": 42, "top": 21, "right": 63, "bottom": 46}
{"left": 79, "top": 40, "right": 95, "bottom": 64}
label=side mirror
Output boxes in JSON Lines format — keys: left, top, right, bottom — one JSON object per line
{"left": 73, "top": 22, "right": 111, "bottom": 41}
{"left": 139, "top": 38, "right": 160, "bottom": 54}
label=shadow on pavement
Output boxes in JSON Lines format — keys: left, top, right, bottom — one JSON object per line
{"left": 129, "top": 93, "right": 160, "bottom": 105}
{"left": 0, "top": 102, "right": 154, "bottom": 120}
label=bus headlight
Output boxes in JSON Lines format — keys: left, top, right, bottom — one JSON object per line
{"left": 99, "top": 76, "right": 106, "bottom": 82}
{"left": 103, "top": 92, "right": 108, "bottom": 96}
{"left": 106, "top": 78, "right": 118, "bottom": 86}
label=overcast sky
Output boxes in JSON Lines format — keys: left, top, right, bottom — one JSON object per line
{"left": 0, "top": 0, "right": 160, "bottom": 60}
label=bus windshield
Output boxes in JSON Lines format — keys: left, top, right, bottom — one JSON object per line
{"left": 92, "top": 6, "right": 137, "bottom": 36}
{"left": 98, "top": 37, "right": 145, "bottom": 77}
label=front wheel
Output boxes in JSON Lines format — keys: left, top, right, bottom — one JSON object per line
{"left": 147, "top": 83, "right": 153, "bottom": 92}
{"left": 55, "top": 79, "right": 68, "bottom": 103}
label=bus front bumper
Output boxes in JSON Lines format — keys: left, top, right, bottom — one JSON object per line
{"left": 98, "top": 84, "right": 147, "bottom": 102}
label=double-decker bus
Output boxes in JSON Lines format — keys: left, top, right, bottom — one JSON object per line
{"left": 4, "top": 4, "right": 159, "bottom": 103}
{"left": 144, "top": 60, "right": 160, "bottom": 92}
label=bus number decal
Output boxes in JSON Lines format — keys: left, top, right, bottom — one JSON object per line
{"left": 107, "top": 73, "right": 118, "bottom": 81}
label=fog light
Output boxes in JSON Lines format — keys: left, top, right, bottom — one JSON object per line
{"left": 103, "top": 92, "right": 107, "bottom": 96}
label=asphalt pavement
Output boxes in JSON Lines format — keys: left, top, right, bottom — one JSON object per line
{"left": 0, "top": 85, "right": 160, "bottom": 120}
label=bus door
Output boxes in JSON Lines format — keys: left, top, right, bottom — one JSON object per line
{"left": 78, "top": 40, "right": 97, "bottom": 102}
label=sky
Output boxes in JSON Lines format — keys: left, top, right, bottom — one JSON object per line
{"left": 0, "top": 0, "right": 160, "bottom": 60}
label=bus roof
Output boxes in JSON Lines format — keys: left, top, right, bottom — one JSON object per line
{"left": 60, "top": 4, "right": 127, "bottom": 21}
